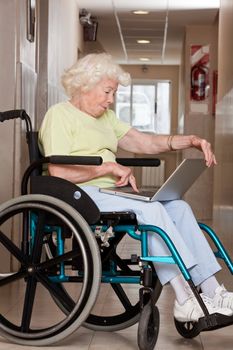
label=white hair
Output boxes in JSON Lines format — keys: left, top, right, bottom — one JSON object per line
{"left": 61, "top": 53, "right": 131, "bottom": 97}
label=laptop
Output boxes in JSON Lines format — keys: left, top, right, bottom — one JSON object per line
{"left": 99, "top": 158, "right": 207, "bottom": 202}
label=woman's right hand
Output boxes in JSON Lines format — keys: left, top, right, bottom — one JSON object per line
{"left": 105, "top": 162, "right": 139, "bottom": 192}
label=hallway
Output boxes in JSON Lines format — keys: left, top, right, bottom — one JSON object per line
{"left": 0, "top": 1, "right": 232, "bottom": 349}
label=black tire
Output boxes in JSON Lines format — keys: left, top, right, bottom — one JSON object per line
{"left": 174, "top": 318, "right": 200, "bottom": 338}
{"left": 0, "top": 194, "right": 101, "bottom": 346}
{"left": 137, "top": 303, "right": 160, "bottom": 350}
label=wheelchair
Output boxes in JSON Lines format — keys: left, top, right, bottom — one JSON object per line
{"left": 0, "top": 109, "right": 233, "bottom": 349}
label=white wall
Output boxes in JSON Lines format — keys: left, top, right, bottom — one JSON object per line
{"left": 213, "top": 0, "right": 233, "bottom": 256}
{"left": 0, "top": 0, "right": 17, "bottom": 203}
{"left": 0, "top": 0, "right": 18, "bottom": 271}
{"left": 0, "top": 0, "right": 84, "bottom": 201}
{"left": 182, "top": 24, "right": 218, "bottom": 219}
{"left": 0, "top": 0, "right": 84, "bottom": 271}
{"left": 46, "top": 0, "right": 83, "bottom": 112}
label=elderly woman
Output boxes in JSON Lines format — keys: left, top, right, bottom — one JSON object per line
{"left": 39, "top": 52, "right": 233, "bottom": 322}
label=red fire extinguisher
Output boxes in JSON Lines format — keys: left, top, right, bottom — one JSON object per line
{"left": 191, "top": 65, "right": 208, "bottom": 101}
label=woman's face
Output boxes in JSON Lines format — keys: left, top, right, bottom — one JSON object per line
{"left": 77, "top": 78, "right": 118, "bottom": 117}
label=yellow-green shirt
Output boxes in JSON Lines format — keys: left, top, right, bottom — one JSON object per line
{"left": 38, "top": 101, "right": 131, "bottom": 187}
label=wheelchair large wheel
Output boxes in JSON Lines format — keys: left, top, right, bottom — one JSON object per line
{"left": 137, "top": 303, "right": 160, "bottom": 350}
{"left": 0, "top": 194, "right": 101, "bottom": 346}
{"left": 84, "top": 232, "right": 162, "bottom": 331}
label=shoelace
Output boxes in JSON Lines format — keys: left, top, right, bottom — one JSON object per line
{"left": 218, "top": 285, "right": 228, "bottom": 297}
{"left": 184, "top": 290, "right": 214, "bottom": 313}
{"left": 200, "top": 294, "right": 217, "bottom": 310}
{"left": 201, "top": 294, "right": 212, "bottom": 303}
{"left": 215, "top": 285, "right": 233, "bottom": 309}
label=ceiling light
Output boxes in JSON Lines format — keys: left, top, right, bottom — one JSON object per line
{"left": 137, "top": 39, "right": 150, "bottom": 44}
{"left": 133, "top": 10, "right": 149, "bottom": 15}
{"left": 140, "top": 58, "right": 150, "bottom": 61}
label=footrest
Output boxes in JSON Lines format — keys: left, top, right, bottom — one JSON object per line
{"left": 198, "top": 313, "right": 233, "bottom": 332}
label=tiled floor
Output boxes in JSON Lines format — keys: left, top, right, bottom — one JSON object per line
{"left": 0, "top": 225, "right": 232, "bottom": 350}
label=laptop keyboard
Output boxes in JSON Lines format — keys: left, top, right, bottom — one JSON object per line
{"left": 120, "top": 187, "right": 159, "bottom": 197}
{"left": 138, "top": 188, "right": 159, "bottom": 197}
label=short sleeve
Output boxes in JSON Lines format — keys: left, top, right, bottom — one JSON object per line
{"left": 106, "top": 110, "right": 131, "bottom": 140}
{"left": 38, "top": 105, "right": 74, "bottom": 156}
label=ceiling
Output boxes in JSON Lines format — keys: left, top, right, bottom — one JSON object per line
{"left": 77, "top": 0, "right": 219, "bottom": 65}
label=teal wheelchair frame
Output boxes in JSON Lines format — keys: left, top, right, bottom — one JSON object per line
{"left": 0, "top": 109, "right": 233, "bottom": 349}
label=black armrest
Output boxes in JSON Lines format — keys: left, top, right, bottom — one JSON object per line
{"left": 21, "top": 155, "right": 103, "bottom": 195}
{"left": 49, "top": 155, "right": 102, "bottom": 165}
{"left": 116, "top": 158, "right": 160, "bottom": 167}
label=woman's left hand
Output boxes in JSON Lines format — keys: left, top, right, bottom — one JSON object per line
{"left": 191, "top": 136, "right": 217, "bottom": 167}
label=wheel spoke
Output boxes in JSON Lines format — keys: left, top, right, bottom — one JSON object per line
{"left": 38, "top": 249, "right": 80, "bottom": 271}
{"left": 21, "top": 276, "right": 37, "bottom": 332}
{"left": 36, "top": 271, "right": 75, "bottom": 313}
{"left": 111, "top": 283, "right": 134, "bottom": 311}
{"left": 113, "top": 252, "right": 135, "bottom": 273}
{"left": 0, "top": 230, "right": 27, "bottom": 264}
{"left": 0, "top": 270, "right": 27, "bottom": 287}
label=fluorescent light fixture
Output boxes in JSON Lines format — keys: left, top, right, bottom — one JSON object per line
{"left": 140, "top": 57, "right": 150, "bottom": 61}
{"left": 137, "top": 39, "right": 150, "bottom": 44}
{"left": 133, "top": 10, "right": 149, "bottom": 15}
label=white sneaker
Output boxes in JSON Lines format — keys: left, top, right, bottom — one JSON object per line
{"left": 212, "top": 284, "right": 233, "bottom": 310}
{"left": 174, "top": 293, "right": 233, "bottom": 322}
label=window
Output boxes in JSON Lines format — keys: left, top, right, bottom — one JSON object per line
{"left": 115, "top": 80, "right": 171, "bottom": 134}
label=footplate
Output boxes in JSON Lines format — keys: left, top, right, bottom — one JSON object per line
{"left": 198, "top": 313, "right": 233, "bottom": 332}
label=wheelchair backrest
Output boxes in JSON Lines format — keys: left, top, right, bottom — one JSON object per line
{"left": 26, "top": 130, "right": 101, "bottom": 225}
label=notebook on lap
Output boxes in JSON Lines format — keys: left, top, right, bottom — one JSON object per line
{"left": 99, "top": 158, "right": 207, "bottom": 202}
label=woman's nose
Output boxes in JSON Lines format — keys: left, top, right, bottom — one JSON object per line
{"left": 107, "top": 94, "right": 114, "bottom": 104}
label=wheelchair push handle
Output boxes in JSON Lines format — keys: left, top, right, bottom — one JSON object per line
{"left": 0, "top": 109, "right": 32, "bottom": 133}
{"left": 0, "top": 109, "right": 29, "bottom": 122}
{"left": 49, "top": 155, "right": 103, "bottom": 166}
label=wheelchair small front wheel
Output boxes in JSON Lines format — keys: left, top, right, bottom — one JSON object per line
{"left": 137, "top": 303, "right": 160, "bottom": 350}
{"left": 174, "top": 318, "right": 200, "bottom": 338}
